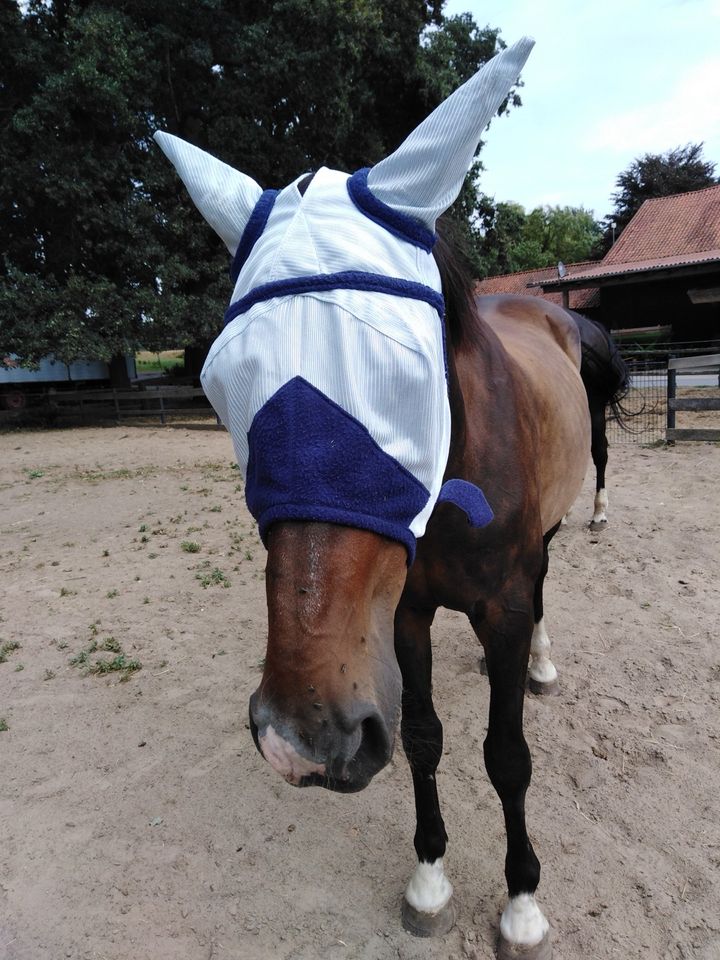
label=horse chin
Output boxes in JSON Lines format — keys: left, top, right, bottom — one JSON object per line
{"left": 295, "top": 770, "right": 374, "bottom": 794}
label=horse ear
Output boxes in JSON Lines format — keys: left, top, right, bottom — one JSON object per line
{"left": 153, "top": 132, "right": 262, "bottom": 254}
{"left": 367, "top": 37, "right": 534, "bottom": 231}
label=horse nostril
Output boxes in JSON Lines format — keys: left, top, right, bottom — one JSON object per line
{"left": 359, "top": 711, "right": 392, "bottom": 765}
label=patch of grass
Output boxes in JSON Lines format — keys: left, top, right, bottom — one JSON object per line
{"left": 26, "top": 469, "right": 44, "bottom": 479}
{"left": 70, "top": 637, "right": 141, "bottom": 681}
{"left": 181, "top": 540, "right": 200, "bottom": 553}
{"left": 195, "top": 564, "right": 231, "bottom": 589}
{"left": 0, "top": 640, "right": 21, "bottom": 663}
{"left": 135, "top": 349, "right": 183, "bottom": 373}
{"left": 106, "top": 589, "right": 119, "bottom": 599}
{"left": 0, "top": 719, "right": 8, "bottom": 732}
{"left": 14, "top": 664, "right": 24, "bottom": 672}
{"left": 87, "top": 654, "right": 142, "bottom": 676}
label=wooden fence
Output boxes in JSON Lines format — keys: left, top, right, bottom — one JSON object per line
{"left": 666, "top": 353, "right": 720, "bottom": 442}
{"left": 0, "top": 385, "right": 218, "bottom": 426}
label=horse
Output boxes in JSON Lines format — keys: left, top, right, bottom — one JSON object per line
{"left": 155, "top": 37, "right": 592, "bottom": 959}
{"left": 254, "top": 279, "right": 589, "bottom": 960}
{"left": 570, "top": 311, "right": 631, "bottom": 528}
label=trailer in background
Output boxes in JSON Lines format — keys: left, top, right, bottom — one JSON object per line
{"left": 0, "top": 355, "right": 137, "bottom": 410}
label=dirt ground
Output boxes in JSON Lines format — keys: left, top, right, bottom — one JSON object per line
{"left": 1, "top": 423, "right": 719, "bottom": 960}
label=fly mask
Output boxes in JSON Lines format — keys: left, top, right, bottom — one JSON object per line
{"left": 154, "top": 38, "right": 534, "bottom": 561}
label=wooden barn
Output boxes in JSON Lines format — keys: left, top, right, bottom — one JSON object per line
{"left": 476, "top": 184, "right": 720, "bottom": 347}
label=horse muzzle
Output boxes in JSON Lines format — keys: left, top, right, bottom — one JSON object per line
{"left": 248, "top": 691, "right": 396, "bottom": 793}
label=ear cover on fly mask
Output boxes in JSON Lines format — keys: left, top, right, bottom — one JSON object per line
{"left": 153, "top": 132, "right": 262, "bottom": 254}
{"left": 366, "top": 37, "right": 534, "bottom": 231}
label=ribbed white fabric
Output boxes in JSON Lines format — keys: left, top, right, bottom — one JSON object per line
{"left": 200, "top": 167, "right": 450, "bottom": 539}
{"left": 368, "top": 37, "right": 534, "bottom": 230}
{"left": 153, "top": 132, "right": 262, "bottom": 253}
{"left": 156, "top": 39, "right": 535, "bottom": 543}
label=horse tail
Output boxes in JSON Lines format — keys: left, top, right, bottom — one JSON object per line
{"left": 567, "top": 311, "right": 634, "bottom": 430}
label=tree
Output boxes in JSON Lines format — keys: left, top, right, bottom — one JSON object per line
{"left": 598, "top": 143, "right": 718, "bottom": 253}
{"left": 472, "top": 201, "right": 601, "bottom": 277}
{"left": 0, "top": 1, "right": 520, "bottom": 367}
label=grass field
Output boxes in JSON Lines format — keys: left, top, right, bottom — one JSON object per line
{"left": 135, "top": 349, "right": 184, "bottom": 373}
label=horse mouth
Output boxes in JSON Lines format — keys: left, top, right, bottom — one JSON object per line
{"left": 249, "top": 709, "right": 392, "bottom": 794}
{"left": 293, "top": 769, "right": 374, "bottom": 794}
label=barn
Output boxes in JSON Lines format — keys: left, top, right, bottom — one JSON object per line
{"left": 476, "top": 184, "right": 720, "bottom": 349}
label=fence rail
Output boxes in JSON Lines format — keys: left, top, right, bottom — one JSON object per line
{"left": 666, "top": 353, "right": 720, "bottom": 443}
{"left": 607, "top": 346, "right": 720, "bottom": 446}
{"left": 0, "top": 385, "right": 218, "bottom": 427}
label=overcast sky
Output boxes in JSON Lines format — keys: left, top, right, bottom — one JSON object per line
{"left": 442, "top": 0, "right": 720, "bottom": 220}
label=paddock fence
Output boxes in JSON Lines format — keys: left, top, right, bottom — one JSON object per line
{"left": 0, "top": 384, "right": 217, "bottom": 428}
{"left": 607, "top": 340, "right": 720, "bottom": 445}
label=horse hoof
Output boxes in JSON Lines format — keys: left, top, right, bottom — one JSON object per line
{"left": 528, "top": 676, "right": 560, "bottom": 697}
{"left": 401, "top": 896, "right": 456, "bottom": 938}
{"left": 589, "top": 519, "right": 607, "bottom": 532}
{"left": 497, "top": 929, "right": 552, "bottom": 959}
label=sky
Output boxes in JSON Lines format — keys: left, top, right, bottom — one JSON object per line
{"left": 442, "top": 0, "right": 720, "bottom": 221}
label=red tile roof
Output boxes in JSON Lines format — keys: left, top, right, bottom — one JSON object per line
{"left": 534, "top": 184, "right": 720, "bottom": 290}
{"left": 604, "top": 184, "right": 720, "bottom": 264}
{"left": 475, "top": 263, "right": 600, "bottom": 309}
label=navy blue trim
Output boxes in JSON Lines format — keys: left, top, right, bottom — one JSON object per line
{"left": 347, "top": 168, "right": 437, "bottom": 253}
{"left": 246, "top": 377, "right": 430, "bottom": 564}
{"left": 223, "top": 271, "right": 445, "bottom": 327}
{"left": 437, "top": 479, "right": 494, "bottom": 528}
{"left": 229, "top": 189, "right": 279, "bottom": 285}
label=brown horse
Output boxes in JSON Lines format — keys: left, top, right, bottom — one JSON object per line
{"left": 250, "top": 272, "right": 590, "bottom": 957}
{"left": 153, "top": 38, "right": 588, "bottom": 958}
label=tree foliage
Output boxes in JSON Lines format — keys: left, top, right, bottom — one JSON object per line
{"left": 473, "top": 200, "right": 601, "bottom": 277}
{"left": 597, "top": 143, "right": 718, "bottom": 254}
{"left": 0, "top": 0, "right": 517, "bottom": 366}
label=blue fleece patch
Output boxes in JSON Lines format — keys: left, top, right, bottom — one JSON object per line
{"left": 224, "top": 270, "right": 445, "bottom": 328}
{"left": 437, "top": 478, "right": 494, "bottom": 527}
{"left": 230, "top": 189, "right": 279, "bottom": 284}
{"left": 245, "top": 376, "right": 430, "bottom": 563}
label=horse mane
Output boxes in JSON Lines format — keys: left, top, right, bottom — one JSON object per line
{"left": 433, "top": 217, "right": 480, "bottom": 351}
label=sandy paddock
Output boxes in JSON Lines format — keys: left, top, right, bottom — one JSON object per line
{"left": 1, "top": 424, "right": 719, "bottom": 960}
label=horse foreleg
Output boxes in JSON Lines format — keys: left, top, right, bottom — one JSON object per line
{"left": 394, "top": 604, "right": 456, "bottom": 938}
{"left": 474, "top": 600, "right": 552, "bottom": 960}
{"left": 528, "top": 524, "right": 561, "bottom": 696}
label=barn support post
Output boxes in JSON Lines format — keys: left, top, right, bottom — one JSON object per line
{"left": 666, "top": 364, "right": 676, "bottom": 443}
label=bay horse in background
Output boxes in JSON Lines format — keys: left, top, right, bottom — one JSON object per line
{"left": 570, "top": 311, "right": 631, "bottom": 528}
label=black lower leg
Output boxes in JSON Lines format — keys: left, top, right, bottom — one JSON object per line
{"left": 477, "top": 606, "right": 541, "bottom": 898}
{"left": 395, "top": 605, "right": 447, "bottom": 865}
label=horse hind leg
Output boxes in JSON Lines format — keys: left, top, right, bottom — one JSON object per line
{"left": 473, "top": 595, "right": 552, "bottom": 959}
{"left": 395, "top": 604, "right": 456, "bottom": 938}
{"left": 528, "top": 524, "right": 561, "bottom": 696}
{"left": 590, "top": 403, "right": 609, "bottom": 529}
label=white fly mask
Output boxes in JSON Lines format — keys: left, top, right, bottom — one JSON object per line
{"left": 155, "top": 38, "right": 534, "bottom": 562}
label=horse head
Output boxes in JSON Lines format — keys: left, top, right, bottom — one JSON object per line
{"left": 155, "top": 39, "right": 533, "bottom": 792}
